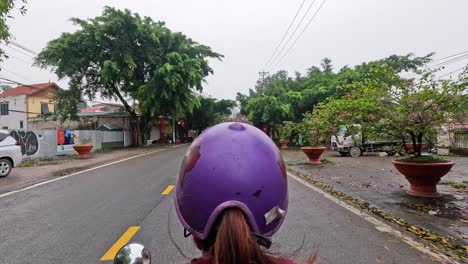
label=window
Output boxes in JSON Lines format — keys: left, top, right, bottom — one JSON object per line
{"left": 0, "top": 103, "right": 8, "bottom": 115}
{"left": 20, "top": 121, "right": 23, "bottom": 129}
{"left": 2, "top": 126, "right": 7, "bottom": 129}
{"left": 41, "top": 103, "right": 49, "bottom": 114}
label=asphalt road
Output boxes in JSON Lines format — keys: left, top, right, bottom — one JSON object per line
{"left": 0, "top": 146, "right": 438, "bottom": 264}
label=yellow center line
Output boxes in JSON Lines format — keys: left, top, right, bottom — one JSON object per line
{"left": 162, "top": 184, "right": 175, "bottom": 195}
{"left": 100, "top": 226, "right": 140, "bottom": 261}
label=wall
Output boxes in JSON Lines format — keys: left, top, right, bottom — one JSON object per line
{"left": 28, "top": 115, "right": 131, "bottom": 131}
{"left": 0, "top": 95, "right": 27, "bottom": 129}
{"left": 8, "top": 129, "right": 127, "bottom": 159}
{"left": 149, "top": 125, "right": 160, "bottom": 140}
{"left": 27, "top": 92, "right": 56, "bottom": 118}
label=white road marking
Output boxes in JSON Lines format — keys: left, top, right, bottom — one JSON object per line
{"left": 288, "top": 172, "right": 461, "bottom": 264}
{"left": 0, "top": 148, "right": 168, "bottom": 199}
{"left": 172, "top": 143, "right": 189, "bottom": 148}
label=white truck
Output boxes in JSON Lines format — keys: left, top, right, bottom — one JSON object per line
{"left": 330, "top": 125, "right": 402, "bottom": 157}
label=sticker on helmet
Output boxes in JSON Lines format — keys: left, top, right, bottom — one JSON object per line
{"left": 264, "top": 206, "right": 286, "bottom": 225}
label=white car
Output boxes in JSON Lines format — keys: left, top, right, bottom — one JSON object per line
{"left": 0, "top": 130, "right": 22, "bottom": 177}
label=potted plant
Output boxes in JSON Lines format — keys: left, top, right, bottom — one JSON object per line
{"left": 279, "top": 121, "right": 295, "bottom": 149}
{"left": 296, "top": 113, "right": 329, "bottom": 165}
{"left": 381, "top": 70, "right": 467, "bottom": 197}
{"left": 73, "top": 137, "right": 94, "bottom": 159}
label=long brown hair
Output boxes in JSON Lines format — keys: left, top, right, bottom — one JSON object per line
{"left": 197, "top": 208, "right": 316, "bottom": 264}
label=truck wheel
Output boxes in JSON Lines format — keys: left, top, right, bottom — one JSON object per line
{"left": 349, "top": 147, "right": 362, "bottom": 157}
{"left": 0, "top": 158, "right": 12, "bottom": 178}
{"left": 339, "top": 152, "right": 349, "bottom": 157}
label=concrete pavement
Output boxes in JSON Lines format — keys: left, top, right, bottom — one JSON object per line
{"left": 0, "top": 146, "right": 441, "bottom": 263}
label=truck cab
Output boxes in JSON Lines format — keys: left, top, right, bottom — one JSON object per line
{"left": 331, "top": 125, "right": 401, "bottom": 157}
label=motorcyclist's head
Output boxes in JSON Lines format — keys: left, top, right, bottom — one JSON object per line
{"left": 174, "top": 122, "right": 289, "bottom": 263}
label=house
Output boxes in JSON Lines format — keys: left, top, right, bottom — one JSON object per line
{"left": 80, "top": 102, "right": 125, "bottom": 113}
{"left": 0, "top": 82, "right": 61, "bottom": 129}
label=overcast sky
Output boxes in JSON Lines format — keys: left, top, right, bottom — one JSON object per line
{"left": 2, "top": 0, "right": 467, "bottom": 100}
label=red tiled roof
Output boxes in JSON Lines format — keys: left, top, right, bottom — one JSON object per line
{"left": 0, "top": 82, "right": 60, "bottom": 97}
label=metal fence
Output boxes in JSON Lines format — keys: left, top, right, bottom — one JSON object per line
{"left": 451, "top": 131, "right": 468, "bottom": 149}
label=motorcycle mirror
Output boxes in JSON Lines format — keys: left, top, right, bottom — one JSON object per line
{"left": 114, "top": 243, "right": 151, "bottom": 264}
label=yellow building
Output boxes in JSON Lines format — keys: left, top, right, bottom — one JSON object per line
{"left": 0, "top": 82, "right": 61, "bottom": 129}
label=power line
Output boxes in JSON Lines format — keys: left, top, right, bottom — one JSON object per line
{"left": 439, "top": 66, "right": 466, "bottom": 78}
{"left": 0, "top": 66, "right": 36, "bottom": 83}
{"left": 431, "top": 50, "right": 468, "bottom": 63}
{"left": 0, "top": 76, "right": 60, "bottom": 96}
{"left": 8, "top": 40, "right": 38, "bottom": 55}
{"left": 5, "top": 109, "right": 43, "bottom": 115}
{"left": 2, "top": 50, "right": 33, "bottom": 64}
{"left": 267, "top": 0, "right": 328, "bottom": 72}
{"left": 0, "top": 75, "right": 93, "bottom": 103}
{"left": 260, "top": 0, "right": 308, "bottom": 71}
{"left": 431, "top": 53, "right": 468, "bottom": 68}
{"left": 263, "top": 0, "right": 319, "bottom": 71}
{"left": 0, "top": 43, "right": 35, "bottom": 58}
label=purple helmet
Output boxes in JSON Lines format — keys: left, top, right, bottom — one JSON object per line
{"left": 174, "top": 122, "right": 288, "bottom": 245}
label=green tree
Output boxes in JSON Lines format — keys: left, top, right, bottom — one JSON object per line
{"left": 114, "top": 247, "right": 131, "bottom": 264}
{"left": 244, "top": 95, "right": 292, "bottom": 134}
{"left": 312, "top": 64, "right": 468, "bottom": 157}
{"left": 237, "top": 54, "right": 434, "bottom": 135}
{"left": 0, "top": 84, "right": 11, "bottom": 92}
{"left": 0, "top": 0, "right": 27, "bottom": 60}
{"left": 185, "top": 96, "right": 236, "bottom": 133}
{"left": 34, "top": 7, "right": 222, "bottom": 143}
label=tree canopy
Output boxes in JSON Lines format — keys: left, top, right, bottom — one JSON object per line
{"left": 35, "top": 7, "right": 222, "bottom": 143}
{"left": 185, "top": 96, "right": 236, "bottom": 133}
{"left": 307, "top": 64, "right": 468, "bottom": 155}
{"left": 0, "top": 0, "right": 27, "bottom": 61}
{"left": 238, "top": 54, "right": 434, "bottom": 135}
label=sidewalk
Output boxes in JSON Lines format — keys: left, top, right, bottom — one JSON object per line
{"left": 0, "top": 145, "right": 172, "bottom": 195}
{"left": 283, "top": 149, "right": 468, "bottom": 261}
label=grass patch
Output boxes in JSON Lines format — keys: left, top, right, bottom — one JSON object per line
{"left": 397, "top": 156, "right": 449, "bottom": 163}
{"left": 439, "top": 181, "right": 467, "bottom": 189}
{"left": 18, "top": 159, "right": 64, "bottom": 168}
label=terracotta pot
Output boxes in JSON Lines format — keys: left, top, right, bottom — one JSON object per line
{"left": 73, "top": 145, "right": 94, "bottom": 159}
{"left": 301, "top": 147, "right": 326, "bottom": 165}
{"left": 280, "top": 140, "right": 289, "bottom": 149}
{"left": 392, "top": 160, "right": 455, "bottom": 197}
{"left": 405, "top": 143, "right": 426, "bottom": 154}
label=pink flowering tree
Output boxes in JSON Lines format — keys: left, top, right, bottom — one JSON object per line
{"left": 375, "top": 68, "right": 468, "bottom": 156}
{"left": 310, "top": 64, "right": 468, "bottom": 157}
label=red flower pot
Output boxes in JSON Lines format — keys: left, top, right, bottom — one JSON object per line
{"left": 405, "top": 143, "right": 426, "bottom": 154}
{"left": 301, "top": 147, "right": 326, "bottom": 165}
{"left": 392, "top": 160, "right": 455, "bottom": 197}
{"left": 73, "top": 145, "right": 94, "bottom": 159}
{"left": 280, "top": 140, "right": 289, "bottom": 149}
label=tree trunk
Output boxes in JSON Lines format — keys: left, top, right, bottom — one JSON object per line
{"left": 409, "top": 131, "right": 418, "bottom": 156}
{"left": 416, "top": 132, "right": 423, "bottom": 156}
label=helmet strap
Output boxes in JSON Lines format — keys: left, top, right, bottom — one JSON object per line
{"left": 252, "top": 233, "right": 272, "bottom": 249}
